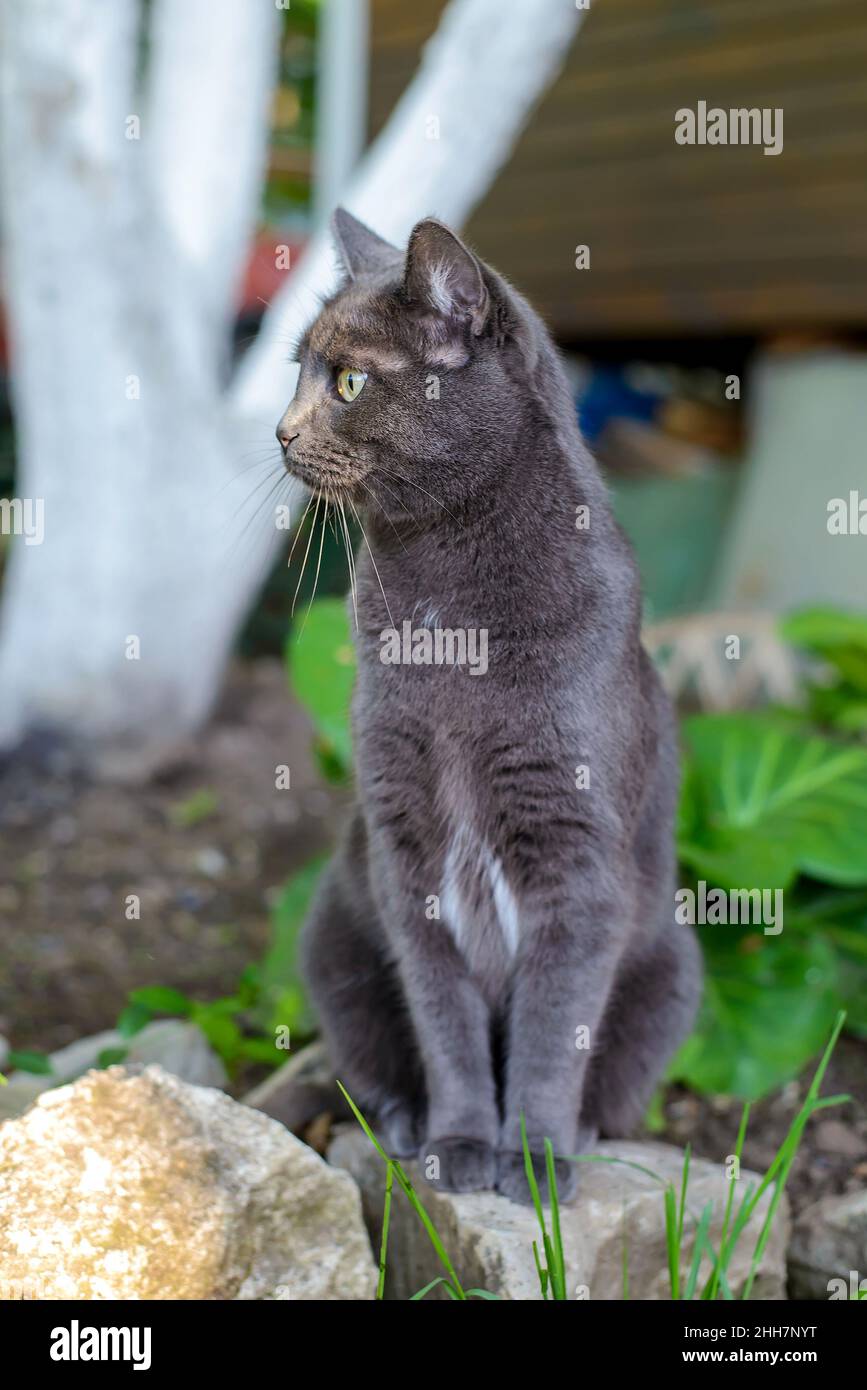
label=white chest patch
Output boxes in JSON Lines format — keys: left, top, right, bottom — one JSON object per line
{"left": 440, "top": 822, "right": 520, "bottom": 959}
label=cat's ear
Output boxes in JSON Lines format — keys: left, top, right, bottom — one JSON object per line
{"left": 404, "top": 219, "right": 489, "bottom": 335}
{"left": 332, "top": 208, "right": 399, "bottom": 280}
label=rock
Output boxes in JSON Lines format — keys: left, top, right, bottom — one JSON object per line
{"left": 329, "top": 1127, "right": 788, "bottom": 1300}
{"left": 0, "top": 1020, "right": 227, "bottom": 1121}
{"left": 787, "top": 1190, "right": 867, "bottom": 1299}
{"left": 0, "top": 1066, "right": 376, "bottom": 1300}
{"left": 243, "top": 1040, "right": 337, "bottom": 1133}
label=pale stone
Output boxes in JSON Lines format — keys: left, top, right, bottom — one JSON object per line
{"left": 329, "top": 1127, "right": 788, "bottom": 1301}
{"left": 0, "top": 1066, "right": 376, "bottom": 1300}
{"left": 787, "top": 1189, "right": 867, "bottom": 1300}
{"left": 0, "top": 1020, "right": 227, "bottom": 1121}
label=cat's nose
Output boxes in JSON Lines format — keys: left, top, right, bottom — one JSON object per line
{"left": 276, "top": 425, "right": 299, "bottom": 455}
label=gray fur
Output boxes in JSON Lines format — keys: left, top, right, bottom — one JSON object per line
{"left": 275, "top": 211, "right": 702, "bottom": 1203}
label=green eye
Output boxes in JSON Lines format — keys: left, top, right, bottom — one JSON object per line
{"left": 336, "top": 367, "right": 368, "bottom": 402}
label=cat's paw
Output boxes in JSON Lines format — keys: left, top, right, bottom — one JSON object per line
{"left": 375, "top": 1100, "right": 424, "bottom": 1158}
{"left": 420, "top": 1137, "right": 497, "bottom": 1193}
{"left": 496, "top": 1150, "right": 579, "bottom": 1206}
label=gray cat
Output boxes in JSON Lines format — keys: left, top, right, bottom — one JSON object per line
{"left": 275, "top": 209, "right": 702, "bottom": 1204}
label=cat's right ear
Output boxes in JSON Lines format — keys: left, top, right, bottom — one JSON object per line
{"left": 332, "top": 208, "right": 399, "bottom": 280}
{"left": 403, "top": 219, "right": 489, "bottom": 336}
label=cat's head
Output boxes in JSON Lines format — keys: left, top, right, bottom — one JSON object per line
{"left": 275, "top": 209, "right": 542, "bottom": 522}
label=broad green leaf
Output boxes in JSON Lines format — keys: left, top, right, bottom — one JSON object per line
{"left": 678, "top": 715, "right": 867, "bottom": 890}
{"left": 7, "top": 1050, "right": 53, "bottom": 1076}
{"left": 781, "top": 607, "right": 867, "bottom": 693}
{"left": 96, "top": 1047, "right": 129, "bottom": 1069}
{"left": 669, "top": 927, "right": 840, "bottom": 1098}
{"left": 129, "top": 986, "right": 193, "bottom": 1016}
{"left": 788, "top": 889, "right": 867, "bottom": 1036}
{"left": 191, "top": 1006, "right": 243, "bottom": 1062}
{"left": 116, "top": 1002, "right": 153, "bottom": 1038}
{"left": 286, "top": 597, "right": 355, "bottom": 778}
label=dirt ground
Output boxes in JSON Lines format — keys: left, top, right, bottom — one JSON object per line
{"left": 1, "top": 658, "right": 864, "bottom": 1218}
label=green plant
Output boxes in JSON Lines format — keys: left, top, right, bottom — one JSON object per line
{"left": 341, "top": 1014, "right": 846, "bottom": 1301}
{"left": 520, "top": 1116, "right": 568, "bottom": 1299}
{"left": 672, "top": 709, "right": 867, "bottom": 1095}
{"left": 781, "top": 606, "right": 867, "bottom": 735}
{"left": 337, "top": 1081, "right": 497, "bottom": 1301}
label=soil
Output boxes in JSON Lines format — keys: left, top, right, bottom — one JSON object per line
{"left": 0, "top": 661, "right": 344, "bottom": 1055}
{"left": 1, "top": 657, "right": 864, "bottom": 1218}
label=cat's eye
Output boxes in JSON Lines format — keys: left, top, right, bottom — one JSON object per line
{"left": 336, "top": 367, "right": 368, "bottom": 402}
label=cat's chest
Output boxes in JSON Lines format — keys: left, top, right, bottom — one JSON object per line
{"left": 439, "top": 819, "right": 521, "bottom": 985}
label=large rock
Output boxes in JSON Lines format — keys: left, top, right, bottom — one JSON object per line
{"left": 0, "top": 1019, "right": 227, "bottom": 1121}
{"left": 0, "top": 1066, "right": 376, "bottom": 1300}
{"left": 788, "top": 1190, "right": 867, "bottom": 1299}
{"left": 329, "top": 1128, "right": 788, "bottom": 1300}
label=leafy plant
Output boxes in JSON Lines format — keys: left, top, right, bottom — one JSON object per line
{"left": 5, "top": 1049, "right": 53, "bottom": 1076}
{"left": 337, "top": 1081, "right": 497, "bottom": 1301}
{"left": 673, "top": 701, "right": 867, "bottom": 1095}
{"left": 781, "top": 606, "right": 867, "bottom": 735}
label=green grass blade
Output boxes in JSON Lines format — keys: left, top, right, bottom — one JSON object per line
{"left": 567, "top": 1153, "right": 666, "bottom": 1185}
{"left": 544, "top": 1138, "right": 567, "bottom": 1301}
{"left": 664, "top": 1184, "right": 680, "bottom": 1299}
{"left": 377, "top": 1161, "right": 394, "bottom": 1300}
{"left": 676, "top": 1144, "right": 691, "bottom": 1252}
{"left": 621, "top": 1212, "right": 629, "bottom": 1301}
{"left": 410, "top": 1276, "right": 450, "bottom": 1300}
{"left": 532, "top": 1239, "right": 550, "bottom": 1300}
{"left": 684, "top": 1202, "right": 713, "bottom": 1301}
{"left": 337, "top": 1080, "right": 467, "bottom": 1300}
{"left": 521, "top": 1115, "right": 547, "bottom": 1233}
{"left": 705, "top": 1102, "right": 750, "bottom": 1301}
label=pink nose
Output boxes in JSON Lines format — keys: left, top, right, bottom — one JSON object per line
{"left": 277, "top": 426, "right": 299, "bottom": 453}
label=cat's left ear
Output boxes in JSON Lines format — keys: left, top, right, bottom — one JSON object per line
{"left": 404, "top": 219, "right": 489, "bottom": 335}
{"left": 332, "top": 208, "right": 400, "bottom": 280}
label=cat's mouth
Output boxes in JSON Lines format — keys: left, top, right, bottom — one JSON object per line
{"left": 283, "top": 452, "right": 354, "bottom": 495}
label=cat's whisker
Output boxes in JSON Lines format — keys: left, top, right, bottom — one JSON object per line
{"left": 349, "top": 495, "right": 394, "bottom": 629}
{"left": 291, "top": 489, "right": 322, "bottom": 617}
{"left": 285, "top": 488, "right": 316, "bottom": 573}
{"left": 299, "top": 488, "right": 330, "bottom": 637}
{"left": 378, "top": 466, "right": 462, "bottom": 526}
{"left": 338, "top": 496, "right": 359, "bottom": 631}
{"left": 356, "top": 476, "right": 412, "bottom": 556}
{"left": 219, "top": 466, "right": 288, "bottom": 552}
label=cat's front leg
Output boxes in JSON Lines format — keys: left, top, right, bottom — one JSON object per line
{"left": 498, "top": 854, "right": 629, "bottom": 1205}
{"left": 372, "top": 850, "right": 500, "bottom": 1193}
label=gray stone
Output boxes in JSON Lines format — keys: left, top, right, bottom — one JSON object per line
{"left": 788, "top": 1189, "right": 867, "bottom": 1300}
{"left": 0, "top": 1020, "right": 227, "bottom": 1121}
{"left": 329, "top": 1127, "right": 788, "bottom": 1301}
{"left": 0, "top": 1065, "right": 376, "bottom": 1300}
{"left": 243, "top": 1040, "right": 334, "bottom": 1132}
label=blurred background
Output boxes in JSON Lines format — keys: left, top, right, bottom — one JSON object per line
{"left": 0, "top": 0, "right": 866, "bottom": 1216}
